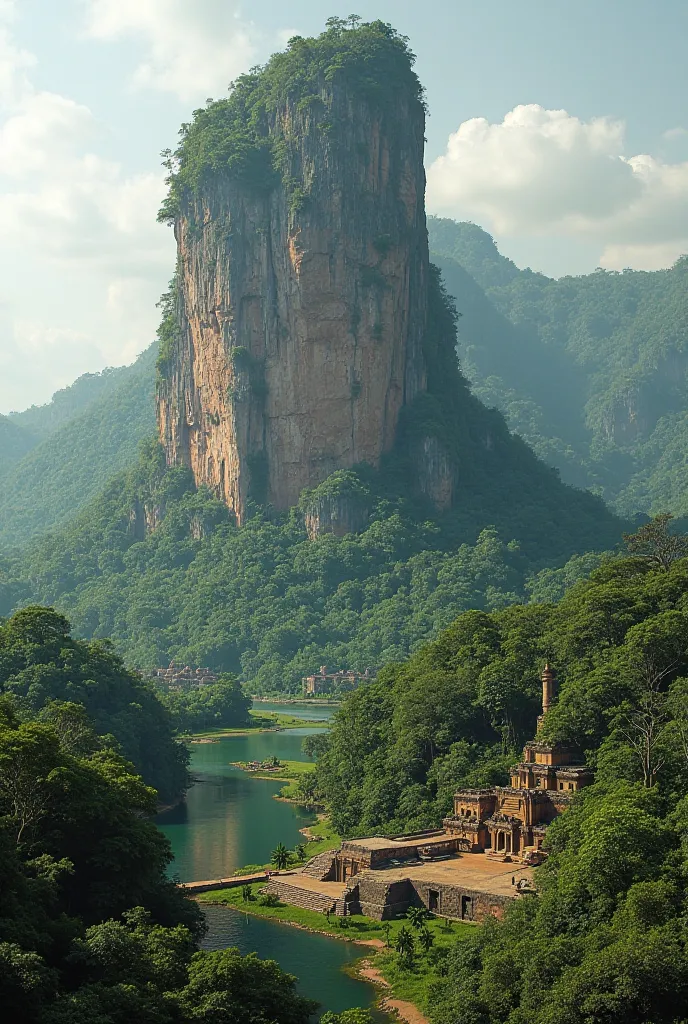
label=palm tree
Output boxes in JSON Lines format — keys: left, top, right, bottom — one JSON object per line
{"left": 417, "top": 926, "right": 434, "bottom": 953}
{"left": 395, "top": 925, "right": 415, "bottom": 969}
{"left": 271, "top": 842, "right": 290, "bottom": 871}
{"left": 406, "top": 905, "right": 430, "bottom": 930}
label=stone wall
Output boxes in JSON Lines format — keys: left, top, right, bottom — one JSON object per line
{"left": 410, "top": 879, "right": 513, "bottom": 923}
{"left": 354, "top": 875, "right": 414, "bottom": 920}
{"left": 352, "top": 870, "right": 515, "bottom": 922}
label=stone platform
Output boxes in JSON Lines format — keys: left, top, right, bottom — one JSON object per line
{"left": 263, "top": 854, "right": 534, "bottom": 922}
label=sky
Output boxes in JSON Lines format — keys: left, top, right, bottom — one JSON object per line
{"left": 1, "top": 0, "right": 687, "bottom": 413}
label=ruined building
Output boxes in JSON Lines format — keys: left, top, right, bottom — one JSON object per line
{"left": 442, "top": 664, "right": 593, "bottom": 861}
{"left": 302, "top": 665, "right": 372, "bottom": 696}
{"left": 262, "top": 664, "right": 594, "bottom": 921}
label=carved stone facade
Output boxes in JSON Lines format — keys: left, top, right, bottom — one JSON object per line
{"left": 443, "top": 665, "right": 593, "bottom": 862}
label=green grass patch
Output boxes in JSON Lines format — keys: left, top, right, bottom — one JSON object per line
{"left": 196, "top": 882, "right": 473, "bottom": 949}
{"left": 249, "top": 710, "right": 325, "bottom": 729}
{"left": 368, "top": 919, "right": 473, "bottom": 1015}
{"left": 189, "top": 711, "right": 323, "bottom": 738}
{"left": 300, "top": 817, "right": 341, "bottom": 856}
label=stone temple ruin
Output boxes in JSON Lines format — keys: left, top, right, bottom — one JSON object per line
{"left": 265, "top": 665, "right": 593, "bottom": 922}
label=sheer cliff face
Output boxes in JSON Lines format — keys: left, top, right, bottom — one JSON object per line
{"left": 157, "top": 83, "right": 429, "bottom": 523}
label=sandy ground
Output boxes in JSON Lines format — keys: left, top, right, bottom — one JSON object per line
{"left": 357, "top": 959, "right": 429, "bottom": 1024}
{"left": 374, "top": 854, "right": 533, "bottom": 897}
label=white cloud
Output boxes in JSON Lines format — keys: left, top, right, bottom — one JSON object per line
{"left": 662, "top": 127, "right": 688, "bottom": 142}
{"left": 84, "top": 0, "right": 255, "bottom": 102}
{"left": 0, "top": 91, "right": 96, "bottom": 175}
{"left": 0, "top": 317, "right": 152, "bottom": 412}
{"left": 0, "top": 1, "right": 34, "bottom": 105}
{"left": 427, "top": 104, "right": 688, "bottom": 270}
{"left": 0, "top": 13, "right": 174, "bottom": 413}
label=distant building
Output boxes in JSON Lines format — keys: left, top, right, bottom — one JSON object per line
{"left": 150, "top": 661, "right": 218, "bottom": 691}
{"left": 302, "top": 665, "right": 372, "bottom": 696}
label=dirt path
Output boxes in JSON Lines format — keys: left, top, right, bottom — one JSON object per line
{"left": 356, "top": 959, "right": 430, "bottom": 1024}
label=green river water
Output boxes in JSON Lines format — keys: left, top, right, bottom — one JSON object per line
{"left": 156, "top": 703, "right": 384, "bottom": 1018}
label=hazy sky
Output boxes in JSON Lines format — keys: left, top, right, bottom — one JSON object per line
{"left": 1, "top": 0, "right": 687, "bottom": 413}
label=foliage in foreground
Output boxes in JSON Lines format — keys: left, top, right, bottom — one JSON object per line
{"left": 0, "top": 605, "right": 189, "bottom": 802}
{"left": 0, "top": 699, "right": 317, "bottom": 1024}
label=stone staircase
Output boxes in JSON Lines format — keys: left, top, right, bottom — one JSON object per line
{"left": 263, "top": 878, "right": 347, "bottom": 915}
{"left": 301, "top": 850, "right": 337, "bottom": 880}
{"left": 499, "top": 796, "right": 521, "bottom": 815}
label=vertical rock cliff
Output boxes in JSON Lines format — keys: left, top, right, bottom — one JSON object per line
{"left": 156, "top": 22, "right": 431, "bottom": 523}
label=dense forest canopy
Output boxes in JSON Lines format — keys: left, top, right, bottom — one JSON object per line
{"left": 0, "top": 431, "right": 622, "bottom": 689}
{"left": 159, "top": 17, "right": 423, "bottom": 224}
{"left": 0, "top": 694, "right": 318, "bottom": 1024}
{"left": 428, "top": 217, "right": 688, "bottom": 517}
{"left": 0, "top": 605, "right": 188, "bottom": 802}
{"left": 303, "top": 522, "right": 688, "bottom": 1022}
{"left": 312, "top": 522, "right": 688, "bottom": 835}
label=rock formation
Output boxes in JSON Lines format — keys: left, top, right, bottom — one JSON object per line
{"left": 156, "top": 25, "right": 435, "bottom": 524}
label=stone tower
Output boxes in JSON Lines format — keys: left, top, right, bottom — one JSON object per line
{"left": 538, "top": 662, "right": 556, "bottom": 731}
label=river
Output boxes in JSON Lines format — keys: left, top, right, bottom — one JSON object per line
{"left": 156, "top": 702, "right": 383, "bottom": 1018}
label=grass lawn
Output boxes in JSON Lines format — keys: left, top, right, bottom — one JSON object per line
{"left": 250, "top": 710, "right": 325, "bottom": 729}
{"left": 298, "top": 816, "right": 341, "bottom": 856}
{"left": 196, "top": 882, "right": 473, "bottom": 949}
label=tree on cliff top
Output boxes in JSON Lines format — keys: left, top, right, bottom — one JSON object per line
{"left": 159, "top": 18, "right": 422, "bottom": 223}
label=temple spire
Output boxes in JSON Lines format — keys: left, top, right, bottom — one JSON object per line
{"left": 541, "top": 662, "right": 555, "bottom": 716}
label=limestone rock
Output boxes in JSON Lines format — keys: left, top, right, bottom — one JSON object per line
{"left": 157, "top": 77, "right": 429, "bottom": 524}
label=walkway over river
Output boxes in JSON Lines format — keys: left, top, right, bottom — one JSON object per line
{"left": 156, "top": 702, "right": 384, "bottom": 1018}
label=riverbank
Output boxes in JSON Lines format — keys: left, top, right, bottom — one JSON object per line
{"left": 196, "top": 883, "right": 471, "bottom": 1023}
{"left": 356, "top": 960, "right": 429, "bottom": 1024}
{"left": 197, "top": 881, "right": 469, "bottom": 945}
{"left": 189, "top": 710, "right": 326, "bottom": 741}
{"left": 252, "top": 697, "right": 341, "bottom": 707}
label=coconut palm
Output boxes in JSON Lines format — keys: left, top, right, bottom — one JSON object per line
{"left": 271, "top": 842, "right": 290, "bottom": 870}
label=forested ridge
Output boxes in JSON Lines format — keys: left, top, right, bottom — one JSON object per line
{"left": 0, "top": 345, "right": 156, "bottom": 548}
{"left": 429, "top": 217, "right": 688, "bottom": 517}
{"left": 0, "top": 431, "right": 621, "bottom": 689}
{"left": 306, "top": 520, "right": 688, "bottom": 1022}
